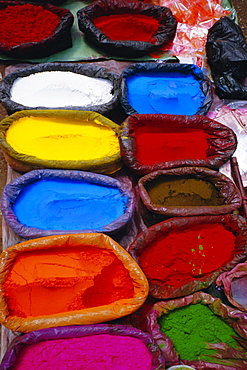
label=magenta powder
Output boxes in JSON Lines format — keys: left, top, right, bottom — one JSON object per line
{"left": 12, "top": 334, "right": 153, "bottom": 370}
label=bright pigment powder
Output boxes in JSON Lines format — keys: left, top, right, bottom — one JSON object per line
{"left": 0, "top": 4, "right": 60, "bottom": 47}
{"left": 126, "top": 71, "right": 205, "bottom": 115}
{"left": 6, "top": 116, "right": 120, "bottom": 161}
{"left": 13, "top": 178, "right": 128, "bottom": 230}
{"left": 134, "top": 126, "right": 208, "bottom": 165}
{"left": 139, "top": 224, "right": 236, "bottom": 288}
{"left": 11, "top": 334, "right": 153, "bottom": 370}
{"left": 94, "top": 14, "right": 159, "bottom": 42}
{"left": 158, "top": 303, "right": 239, "bottom": 362}
{"left": 4, "top": 246, "right": 135, "bottom": 317}
{"left": 10, "top": 71, "right": 114, "bottom": 108}
{"left": 145, "top": 176, "right": 219, "bottom": 206}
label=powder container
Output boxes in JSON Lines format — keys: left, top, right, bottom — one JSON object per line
{"left": 0, "top": 233, "right": 149, "bottom": 333}
{"left": 119, "top": 114, "right": 237, "bottom": 175}
{"left": 0, "top": 1, "right": 73, "bottom": 59}
{"left": 77, "top": 0, "right": 177, "bottom": 58}
{"left": 1, "top": 168, "right": 135, "bottom": 239}
{"left": 0, "top": 325, "right": 165, "bottom": 370}
{"left": 147, "top": 292, "right": 247, "bottom": 369}
{"left": 138, "top": 167, "right": 241, "bottom": 225}
{"left": 120, "top": 63, "right": 212, "bottom": 115}
{"left": 128, "top": 214, "right": 247, "bottom": 299}
{"left": 0, "top": 63, "right": 120, "bottom": 116}
{"left": 0, "top": 109, "right": 122, "bottom": 174}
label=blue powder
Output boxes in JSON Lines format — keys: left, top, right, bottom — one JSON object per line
{"left": 126, "top": 71, "right": 205, "bottom": 115}
{"left": 13, "top": 178, "right": 128, "bottom": 230}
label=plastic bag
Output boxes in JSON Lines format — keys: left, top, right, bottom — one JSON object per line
{"left": 0, "top": 62, "right": 120, "bottom": 116}
{"left": 119, "top": 113, "right": 237, "bottom": 175}
{"left": 120, "top": 63, "right": 212, "bottom": 116}
{"left": 0, "top": 233, "right": 149, "bottom": 333}
{"left": 0, "top": 1, "right": 74, "bottom": 59}
{"left": 1, "top": 168, "right": 135, "bottom": 238}
{"left": 206, "top": 17, "right": 247, "bottom": 100}
{"left": 0, "top": 324, "right": 165, "bottom": 370}
{"left": 0, "top": 109, "right": 122, "bottom": 174}
{"left": 77, "top": 0, "right": 177, "bottom": 58}
{"left": 138, "top": 167, "right": 242, "bottom": 225}
{"left": 128, "top": 214, "right": 247, "bottom": 299}
{"left": 147, "top": 291, "right": 247, "bottom": 369}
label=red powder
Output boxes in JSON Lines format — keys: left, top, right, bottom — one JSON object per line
{"left": 139, "top": 224, "right": 236, "bottom": 288}
{"left": 4, "top": 246, "right": 135, "bottom": 317}
{"left": 135, "top": 126, "right": 209, "bottom": 165}
{"left": 0, "top": 4, "right": 60, "bottom": 47}
{"left": 94, "top": 14, "right": 159, "bottom": 42}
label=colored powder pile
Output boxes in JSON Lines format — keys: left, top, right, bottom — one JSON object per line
{"left": 0, "top": 4, "right": 59, "bottom": 47}
{"left": 12, "top": 334, "right": 153, "bottom": 370}
{"left": 145, "top": 176, "right": 219, "bottom": 207}
{"left": 139, "top": 224, "right": 236, "bottom": 288}
{"left": 94, "top": 14, "right": 159, "bottom": 42}
{"left": 134, "top": 126, "right": 208, "bottom": 165}
{"left": 126, "top": 71, "right": 205, "bottom": 115}
{"left": 158, "top": 303, "right": 239, "bottom": 362}
{"left": 13, "top": 178, "right": 128, "bottom": 230}
{"left": 6, "top": 116, "right": 120, "bottom": 161}
{"left": 10, "top": 71, "right": 114, "bottom": 108}
{"left": 4, "top": 246, "right": 135, "bottom": 317}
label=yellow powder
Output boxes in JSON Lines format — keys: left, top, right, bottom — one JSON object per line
{"left": 6, "top": 116, "right": 120, "bottom": 161}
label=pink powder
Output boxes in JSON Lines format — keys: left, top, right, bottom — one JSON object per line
{"left": 12, "top": 334, "right": 153, "bottom": 370}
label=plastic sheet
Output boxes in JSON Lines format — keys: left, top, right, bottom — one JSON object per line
{"left": 77, "top": 0, "right": 177, "bottom": 58}
{"left": 138, "top": 167, "right": 242, "bottom": 225}
{"left": 0, "top": 109, "right": 122, "bottom": 174}
{"left": 119, "top": 113, "right": 237, "bottom": 175}
{"left": 206, "top": 17, "right": 247, "bottom": 100}
{"left": 128, "top": 214, "right": 247, "bottom": 299}
{"left": 207, "top": 106, "right": 247, "bottom": 186}
{"left": 147, "top": 292, "right": 247, "bottom": 369}
{"left": 0, "top": 233, "right": 149, "bottom": 333}
{"left": 216, "top": 262, "right": 247, "bottom": 311}
{"left": 0, "top": 1, "right": 74, "bottom": 59}
{"left": 145, "top": 0, "right": 232, "bottom": 57}
{"left": 0, "top": 62, "right": 120, "bottom": 116}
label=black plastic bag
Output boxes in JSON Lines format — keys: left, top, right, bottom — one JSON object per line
{"left": 0, "top": 1, "right": 74, "bottom": 59}
{"left": 0, "top": 62, "right": 120, "bottom": 115}
{"left": 206, "top": 17, "right": 247, "bottom": 100}
{"left": 77, "top": 0, "right": 177, "bottom": 58}
{"left": 120, "top": 63, "right": 213, "bottom": 116}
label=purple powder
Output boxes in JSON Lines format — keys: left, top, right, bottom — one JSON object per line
{"left": 12, "top": 334, "right": 153, "bottom": 370}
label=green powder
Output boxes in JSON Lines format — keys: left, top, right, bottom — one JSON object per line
{"left": 158, "top": 303, "right": 239, "bottom": 362}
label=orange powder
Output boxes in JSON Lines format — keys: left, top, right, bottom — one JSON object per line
{"left": 4, "top": 246, "right": 135, "bottom": 317}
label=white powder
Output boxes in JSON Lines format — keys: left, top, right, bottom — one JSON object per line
{"left": 10, "top": 70, "right": 114, "bottom": 108}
